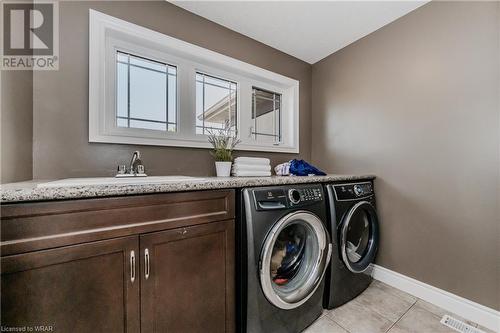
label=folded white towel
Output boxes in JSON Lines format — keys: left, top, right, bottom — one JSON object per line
{"left": 234, "top": 157, "right": 271, "bottom": 166}
{"left": 232, "top": 170, "right": 272, "bottom": 177}
{"left": 232, "top": 164, "right": 271, "bottom": 172}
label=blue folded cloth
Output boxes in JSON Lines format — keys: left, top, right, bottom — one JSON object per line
{"left": 289, "top": 159, "right": 326, "bottom": 176}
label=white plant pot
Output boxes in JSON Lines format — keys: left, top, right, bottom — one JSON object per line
{"left": 215, "top": 161, "right": 232, "bottom": 177}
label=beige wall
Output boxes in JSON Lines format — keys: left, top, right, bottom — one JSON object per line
{"left": 312, "top": 1, "right": 499, "bottom": 310}
{"left": 3, "top": 0, "right": 498, "bottom": 311}
{"left": 31, "top": 1, "right": 311, "bottom": 179}
{"left": 1, "top": 71, "right": 33, "bottom": 183}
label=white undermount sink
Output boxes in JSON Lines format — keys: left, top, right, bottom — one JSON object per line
{"left": 37, "top": 176, "right": 206, "bottom": 188}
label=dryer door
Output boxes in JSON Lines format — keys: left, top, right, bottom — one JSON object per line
{"left": 259, "top": 211, "right": 332, "bottom": 310}
{"left": 340, "top": 201, "right": 379, "bottom": 273}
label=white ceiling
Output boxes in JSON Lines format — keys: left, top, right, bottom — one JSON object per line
{"left": 171, "top": 1, "right": 429, "bottom": 64}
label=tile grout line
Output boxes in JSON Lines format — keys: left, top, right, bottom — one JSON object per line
{"left": 369, "top": 300, "right": 416, "bottom": 324}
{"left": 384, "top": 299, "right": 419, "bottom": 333}
{"left": 322, "top": 311, "right": 355, "bottom": 333}
{"left": 323, "top": 283, "right": 421, "bottom": 333}
{"left": 365, "top": 282, "right": 420, "bottom": 324}
{"left": 373, "top": 280, "right": 419, "bottom": 304}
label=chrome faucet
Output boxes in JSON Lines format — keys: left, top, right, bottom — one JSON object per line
{"left": 116, "top": 151, "right": 146, "bottom": 177}
{"left": 129, "top": 151, "right": 142, "bottom": 175}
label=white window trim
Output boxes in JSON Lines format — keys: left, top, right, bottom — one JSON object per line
{"left": 89, "top": 9, "right": 299, "bottom": 153}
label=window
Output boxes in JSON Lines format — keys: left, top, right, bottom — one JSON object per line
{"left": 116, "top": 52, "right": 177, "bottom": 132}
{"left": 196, "top": 73, "right": 237, "bottom": 135}
{"left": 252, "top": 87, "right": 281, "bottom": 143}
{"left": 89, "top": 10, "right": 299, "bottom": 153}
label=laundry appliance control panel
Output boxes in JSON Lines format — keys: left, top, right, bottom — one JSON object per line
{"left": 253, "top": 185, "right": 323, "bottom": 210}
{"left": 334, "top": 182, "right": 373, "bottom": 201}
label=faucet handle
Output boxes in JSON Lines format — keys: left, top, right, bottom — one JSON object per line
{"left": 117, "top": 165, "right": 127, "bottom": 174}
{"left": 136, "top": 164, "right": 145, "bottom": 175}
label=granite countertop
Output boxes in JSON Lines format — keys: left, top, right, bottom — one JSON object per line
{"left": 0, "top": 174, "right": 375, "bottom": 203}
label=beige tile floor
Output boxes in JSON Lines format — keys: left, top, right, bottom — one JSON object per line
{"left": 305, "top": 281, "right": 498, "bottom": 333}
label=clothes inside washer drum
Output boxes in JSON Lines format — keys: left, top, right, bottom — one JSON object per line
{"left": 270, "top": 224, "right": 307, "bottom": 285}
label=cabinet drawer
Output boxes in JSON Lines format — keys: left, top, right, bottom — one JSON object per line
{"left": 1, "top": 190, "right": 235, "bottom": 256}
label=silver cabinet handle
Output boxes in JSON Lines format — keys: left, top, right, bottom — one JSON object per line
{"left": 130, "top": 250, "right": 136, "bottom": 283}
{"left": 144, "top": 248, "right": 150, "bottom": 280}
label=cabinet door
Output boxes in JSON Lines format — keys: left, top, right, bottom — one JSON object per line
{"left": 140, "top": 220, "right": 235, "bottom": 333}
{"left": 1, "top": 236, "right": 140, "bottom": 333}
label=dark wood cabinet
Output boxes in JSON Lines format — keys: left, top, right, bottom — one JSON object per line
{"left": 1, "top": 236, "right": 140, "bottom": 333}
{"left": 140, "top": 220, "right": 235, "bottom": 333}
{"left": 1, "top": 190, "right": 235, "bottom": 333}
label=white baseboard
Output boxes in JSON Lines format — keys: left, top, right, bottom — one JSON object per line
{"left": 371, "top": 264, "right": 500, "bottom": 332}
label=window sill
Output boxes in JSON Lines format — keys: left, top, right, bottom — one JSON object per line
{"left": 89, "top": 131, "right": 299, "bottom": 154}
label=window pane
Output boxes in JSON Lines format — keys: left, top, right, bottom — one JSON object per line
{"left": 204, "top": 75, "right": 230, "bottom": 89}
{"left": 130, "top": 55, "right": 166, "bottom": 73}
{"left": 130, "top": 66, "right": 166, "bottom": 122}
{"left": 252, "top": 87, "right": 281, "bottom": 143}
{"left": 167, "top": 123, "right": 176, "bottom": 132}
{"left": 116, "top": 62, "right": 128, "bottom": 119}
{"left": 254, "top": 89, "right": 274, "bottom": 100}
{"left": 196, "top": 72, "right": 237, "bottom": 135}
{"left": 196, "top": 80, "right": 204, "bottom": 135}
{"left": 168, "top": 70, "right": 176, "bottom": 127}
{"left": 116, "top": 52, "right": 177, "bottom": 132}
{"left": 117, "top": 52, "right": 128, "bottom": 63}
{"left": 130, "top": 119, "right": 166, "bottom": 131}
{"left": 117, "top": 117, "right": 128, "bottom": 127}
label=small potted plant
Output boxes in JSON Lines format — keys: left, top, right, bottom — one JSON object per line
{"left": 207, "top": 120, "right": 240, "bottom": 177}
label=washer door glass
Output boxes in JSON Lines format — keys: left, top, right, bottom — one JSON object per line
{"left": 260, "top": 211, "right": 331, "bottom": 310}
{"left": 341, "top": 201, "right": 379, "bottom": 273}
